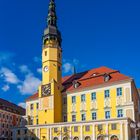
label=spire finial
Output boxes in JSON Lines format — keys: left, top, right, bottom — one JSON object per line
{"left": 47, "top": 0, "right": 57, "bottom": 27}
{"left": 72, "top": 66, "right": 77, "bottom": 75}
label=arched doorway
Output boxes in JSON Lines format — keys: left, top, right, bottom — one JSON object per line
{"left": 63, "top": 137, "right": 68, "bottom": 140}
{"left": 97, "top": 135, "right": 104, "bottom": 140}
{"left": 54, "top": 137, "right": 59, "bottom": 140}
{"left": 73, "top": 137, "right": 79, "bottom": 140}
{"left": 110, "top": 135, "right": 119, "bottom": 140}
{"left": 85, "top": 136, "right": 91, "bottom": 140}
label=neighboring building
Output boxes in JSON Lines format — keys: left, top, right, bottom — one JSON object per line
{"left": 12, "top": 0, "right": 140, "bottom": 140}
{"left": 0, "top": 98, "right": 25, "bottom": 140}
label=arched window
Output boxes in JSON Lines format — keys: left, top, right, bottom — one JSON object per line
{"left": 85, "top": 136, "right": 91, "bottom": 140}
{"left": 97, "top": 135, "right": 104, "bottom": 140}
{"left": 110, "top": 135, "right": 119, "bottom": 140}
{"left": 73, "top": 137, "right": 79, "bottom": 140}
{"left": 54, "top": 137, "right": 58, "bottom": 140}
{"left": 63, "top": 137, "right": 68, "bottom": 140}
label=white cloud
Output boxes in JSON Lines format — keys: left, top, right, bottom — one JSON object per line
{"left": 37, "top": 68, "right": 42, "bottom": 74}
{"left": 18, "top": 102, "right": 26, "bottom": 108}
{"left": 19, "top": 65, "right": 30, "bottom": 73}
{"left": 2, "top": 85, "right": 10, "bottom": 92}
{"left": 0, "top": 52, "right": 15, "bottom": 64}
{"left": 63, "top": 63, "right": 73, "bottom": 73}
{"left": 33, "top": 56, "right": 41, "bottom": 63}
{"left": 62, "top": 58, "right": 85, "bottom": 74}
{"left": 0, "top": 67, "right": 20, "bottom": 84}
{"left": 17, "top": 73, "right": 41, "bottom": 95}
{"left": 73, "top": 59, "right": 79, "bottom": 65}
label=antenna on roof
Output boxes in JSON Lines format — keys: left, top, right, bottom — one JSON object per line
{"left": 72, "top": 65, "right": 76, "bottom": 75}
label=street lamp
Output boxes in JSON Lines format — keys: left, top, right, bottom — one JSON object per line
{"left": 130, "top": 122, "right": 140, "bottom": 140}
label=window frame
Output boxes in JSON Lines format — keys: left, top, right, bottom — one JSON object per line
{"left": 81, "top": 113, "right": 86, "bottom": 121}
{"left": 91, "top": 92, "right": 96, "bottom": 100}
{"left": 30, "top": 104, "right": 34, "bottom": 110}
{"left": 72, "top": 96, "right": 76, "bottom": 104}
{"left": 117, "top": 109, "right": 123, "bottom": 118}
{"left": 72, "top": 115, "right": 76, "bottom": 122}
{"left": 92, "top": 112, "right": 97, "bottom": 120}
{"left": 117, "top": 87, "right": 122, "bottom": 96}
{"left": 105, "top": 111, "right": 110, "bottom": 119}
{"left": 105, "top": 90, "right": 110, "bottom": 98}
{"left": 111, "top": 123, "right": 117, "bottom": 130}
{"left": 81, "top": 94, "right": 86, "bottom": 102}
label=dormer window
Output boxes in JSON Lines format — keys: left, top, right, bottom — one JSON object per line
{"left": 104, "top": 74, "right": 111, "bottom": 82}
{"left": 92, "top": 72, "right": 99, "bottom": 77}
{"left": 72, "top": 80, "right": 80, "bottom": 88}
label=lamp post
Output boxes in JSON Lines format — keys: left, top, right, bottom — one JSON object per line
{"left": 130, "top": 122, "right": 140, "bottom": 140}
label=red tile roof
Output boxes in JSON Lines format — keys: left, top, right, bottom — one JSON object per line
{"left": 0, "top": 98, "right": 25, "bottom": 115}
{"left": 26, "top": 66, "right": 131, "bottom": 101}
{"left": 26, "top": 92, "right": 39, "bottom": 101}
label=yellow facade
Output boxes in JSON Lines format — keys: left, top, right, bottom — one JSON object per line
{"left": 12, "top": 0, "right": 140, "bottom": 140}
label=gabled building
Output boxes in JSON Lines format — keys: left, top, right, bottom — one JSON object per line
{"left": 12, "top": 0, "right": 140, "bottom": 140}
{"left": 0, "top": 98, "right": 25, "bottom": 140}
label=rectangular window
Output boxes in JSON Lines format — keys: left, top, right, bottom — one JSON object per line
{"left": 36, "top": 118, "right": 38, "bottom": 125}
{"left": 105, "top": 111, "right": 110, "bottom": 119}
{"left": 105, "top": 90, "right": 110, "bottom": 98}
{"left": 111, "top": 123, "right": 117, "bottom": 130}
{"left": 92, "top": 112, "right": 97, "bottom": 120}
{"left": 81, "top": 114, "right": 86, "bottom": 121}
{"left": 17, "top": 130, "right": 20, "bottom": 135}
{"left": 63, "top": 97, "right": 67, "bottom": 105}
{"left": 54, "top": 128, "right": 58, "bottom": 133}
{"left": 72, "top": 115, "right": 76, "bottom": 122}
{"left": 74, "top": 126, "right": 78, "bottom": 132}
{"left": 72, "top": 96, "right": 76, "bottom": 104}
{"left": 58, "top": 66, "right": 61, "bottom": 71}
{"left": 117, "top": 88, "right": 122, "bottom": 96}
{"left": 81, "top": 94, "right": 86, "bottom": 102}
{"left": 117, "top": 109, "right": 123, "bottom": 118}
{"left": 85, "top": 125, "right": 90, "bottom": 131}
{"left": 45, "top": 51, "right": 47, "bottom": 56}
{"left": 36, "top": 103, "right": 39, "bottom": 109}
{"left": 63, "top": 115, "right": 67, "bottom": 122}
{"left": 98, "top": 125, "right": 103, "bottom": 131}
{"left": 30, "top": 118, "right": 33, "bottom": 125}
{"left": 30, "top": 104, "right": 33, "bottom": 110}
{"left": 64, "top": 127, "right": 67, "bottom": 132}
{"left": 24, "top": 130, "right": 27, "bottom": 134}
{"left": 91, "top": 92, "right": 96, "bottom": 100}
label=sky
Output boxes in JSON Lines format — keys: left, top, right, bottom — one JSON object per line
{"left": 0, "top": 0, "right": 140, "bottom": 108}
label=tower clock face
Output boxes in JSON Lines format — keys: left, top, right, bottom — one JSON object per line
{"left": 44, "top": 66, "right": 49, "bottom": 72}
{"left": 42, "top": 84, "right": 51, "bottom": 97}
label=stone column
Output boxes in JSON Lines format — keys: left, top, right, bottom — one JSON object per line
{"left": 125, "top": 122, "right": 129, "bottom": 140}
{"left": 49, "top": 128, "right": 52, "bottom": 140}
{"left": 47, "top": 128, "right": 49, "bottom": 140}
{"left": 38, "top": 128, "right": 41, "bottom": 139}
{"left": 120, "top": 123, "right": 123, "bottom": 140}
{"left": 106, "top": 123, "right": 109, "bottom": 140}
{"left": 92, "top": 125, "right": 96, "bottom": 140}
{"left": 60, "top": 126, "right": 62, "bottom": 140}
{"left": 70, "top": 125, "right": 72, "bottom": 140}
{"left": 80, "top": 125, "right": 83, "bottom": 140}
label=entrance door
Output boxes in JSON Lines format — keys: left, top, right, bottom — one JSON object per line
{"left": 110, "top": 135, "right": 119, "bottom": 140}
{"left": 97, "top": 135, "right": 104, "bottom": 140}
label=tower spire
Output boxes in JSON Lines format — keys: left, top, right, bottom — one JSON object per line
{"left": 47, "top": 0, "right": 57, "bottom": 27}
{"left": 43, "top": 0, "right": 62, "bottom": 46}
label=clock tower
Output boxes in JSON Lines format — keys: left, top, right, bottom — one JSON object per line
{"left": 38, "top": 0, "right": 62, "bottom": 124}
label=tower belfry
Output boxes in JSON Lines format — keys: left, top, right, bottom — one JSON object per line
{"left": 38, "top": 0, "right": 62, "bottom": 124}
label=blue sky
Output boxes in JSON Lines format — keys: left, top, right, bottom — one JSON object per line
{"left": 0, "top": 0, "right": 140, "bottom": 107}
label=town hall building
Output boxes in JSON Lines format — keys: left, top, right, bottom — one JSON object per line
{"left": 12, "top": 0, "right": 140, "bottom": 140}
